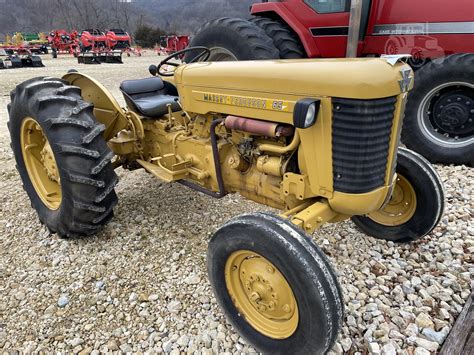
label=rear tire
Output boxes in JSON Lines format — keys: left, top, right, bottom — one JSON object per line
{"left": 208, "top": 213, "right": 343, "bottom": 354}
{"left": 184, "top": 17, "right": 279, "bottom": 62}
{"left": 402, "top": 54, "right": 474, "bottom": 165}
{"left": 351, "top": 148, "right": 444, "bottom": 242}
{"left": 51, "top": 48, "right": 57, "bottom": 59}
{"left": 8, "top": 77, "right": 118, "bottom": 238}
{"left": 250, "top": 16, "right": 305, "bottom": 59}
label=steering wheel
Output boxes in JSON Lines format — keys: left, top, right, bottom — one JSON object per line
{"left": 157, "top": 46, "right": 211, "bottom": 77}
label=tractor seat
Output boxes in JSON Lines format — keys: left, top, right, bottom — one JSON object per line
{"left": 120, "top": 77, "right": 180, "bottom": 118}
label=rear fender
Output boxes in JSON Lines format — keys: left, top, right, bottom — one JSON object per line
{"left": 63, "top": 72, "right": 128, "bottom": 140}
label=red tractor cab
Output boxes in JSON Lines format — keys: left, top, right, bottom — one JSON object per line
{"left": 78, "top": 29, "right": 107, "bottom": 52}
{"left": 250, "top": 0, "right": 472, "bottom": 62}
{"left": 188, "top": 0, "right": 474, "bottom": 165}
{"left": 106, "top": 29, "right": 132, "bottom": 50}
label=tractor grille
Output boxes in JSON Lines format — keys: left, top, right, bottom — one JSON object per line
{"left": 332, "top": 96, "right": 397, "bottom": 193}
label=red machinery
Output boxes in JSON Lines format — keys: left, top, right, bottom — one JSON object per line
{"left": 106, "top": 29, "right": 131, "bottom": 49}
{"left": 106, "top": 29, "right": 142, "bottom": 56}
{"left": 189, "top": 0, "right": 474, "bottom": 165}
{"left": 78, "top": 29, "right": 107, "bottom": 51}
{"left": 48, "top": 30, "right": 79, "bottom": 57}
{"left": 157, "top": 35, "right": 190, "bottom": 55}
{"left": 76, "top": 29, "right": 126, "bottom": 64}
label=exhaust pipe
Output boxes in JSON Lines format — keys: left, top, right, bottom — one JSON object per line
{"left": 346, "top": 0, "right": 363, "bottom": 58}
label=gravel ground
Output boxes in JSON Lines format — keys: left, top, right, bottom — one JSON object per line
{"left": 0, "top": 53, "right": 472, "bottom": 354}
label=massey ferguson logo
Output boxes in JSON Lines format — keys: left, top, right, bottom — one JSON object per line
{"left": 399, "top": 68, "right": 413, "bottom": 93}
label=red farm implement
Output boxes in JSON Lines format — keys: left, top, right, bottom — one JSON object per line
{"left": 0, "top": 34, "right": 44, "bottom": 69}
{"left": 157, "top": 35, "right": 190, "bottom": 56}
{"left": 48, "top": 30, "right": 79, "bottom": 58}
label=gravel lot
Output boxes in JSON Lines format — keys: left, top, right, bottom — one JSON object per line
{"left": 0, "top": 53, "right": 472, "bottom": 354}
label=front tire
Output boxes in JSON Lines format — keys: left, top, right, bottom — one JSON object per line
{"left": 208, "top": 213, "right": 343, "bottom": 354}
{"left": 8, "top": 77, "right": 118, "bottom": 238}
{"left": 351, "top": 148, "right": 444, "bottom": 242}
{"left": 402, "top": 54, "right": 474, "bottom": 165}
{"left": 184, "top": 17, "right": 279, "bottom": 62}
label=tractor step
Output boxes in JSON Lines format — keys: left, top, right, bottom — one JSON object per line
{"left": 137, "top": 156, "right": 191, "bottom": 182}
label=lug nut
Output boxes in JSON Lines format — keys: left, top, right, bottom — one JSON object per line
{"left": 250, "top": 292, "right": 261, "bottom": 302}
{"left": 282, "top": 304, "right": 291, "bottom": 313}
{"left": 266, "top": 265, "right": 274, "bottom": 274}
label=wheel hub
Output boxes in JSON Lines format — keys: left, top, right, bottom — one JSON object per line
{"left": 368, "top": 174, "right": 417, "bottom": 226}
{"left": 433, "top": 91, "right": 473, "bottom": 136}
{"left": 240, "top": 265, "right": 294, "bottom": 320}
{"left": 40, "top": 141, "right": 60, "bottom": 183}
{"left": 20, "top": 117, "right": 62, "bottom": 210}
{"left": 225, "top": 250, "right": 298, "bottom": 339}
{"left": 208, "top": 47, "right": 238, "bottom": 61}
{"left": 420, "top": 83, "right": 474, "bottom": 143}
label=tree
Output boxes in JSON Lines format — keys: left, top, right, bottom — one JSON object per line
{"left": 134, "top": 24, "right": 165, "bottom": 48}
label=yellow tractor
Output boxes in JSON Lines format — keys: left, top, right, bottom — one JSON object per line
{"left": 8, "top": 48, "right": 444, "bottom": 353}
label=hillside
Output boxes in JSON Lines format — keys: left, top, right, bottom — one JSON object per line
{"left": 134, "top": 0, "right": 255, "bottom": 33}
{"left": 0, "top": 0, "right": 255, "bottom": 38}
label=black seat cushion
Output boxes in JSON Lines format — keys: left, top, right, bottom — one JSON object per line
{"left": 131, "top": 95, "right": 180, "bottom": 117}
{"left": 120, "top": 77, "right": 165, "bottom": 95}
{"left": 120, "top": 77, "right": 180, "bottom": 118}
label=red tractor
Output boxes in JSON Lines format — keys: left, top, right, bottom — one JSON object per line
{"left": 106, "top": 28, "right": 132, "bottom": 50}
{"left": 48, "top": 30, "right": 79, "bottom": 58}
{"left": 188, "top": 0, "right": 474, "bottom": 165}
{"left": 78, "top": 29, "right": 108, "bottom": 52}
{"left": 158, "top": 35, "right": 190, "bottom": 56}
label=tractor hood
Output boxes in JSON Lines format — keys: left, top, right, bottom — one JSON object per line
{"left": 174, "top": 58, "right": 412, "bottom": 101}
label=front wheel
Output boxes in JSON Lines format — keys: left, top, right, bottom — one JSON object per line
{"left": 208, "top": 213, "right": 343, "bottom": 354}
{"left": 352, "top": 148, "right": 444, "bottom": 242}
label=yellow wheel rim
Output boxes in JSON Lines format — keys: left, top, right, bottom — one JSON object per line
{"left": 225, "top": 250, "right": 299, "bottom": 339}
{"left": 20, "top": 117, "right": 62, "bottom": 210}
{"left": 368, "top": 175, "right": 416, "bottom": 226}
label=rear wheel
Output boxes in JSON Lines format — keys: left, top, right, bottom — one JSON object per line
{"left": 51, "top": 48, "right": 57, "bottom": 58}
{"left": 402, "top": 53, "right": 474, "bottom": 165}
{"left": 184, "top": 17, "right": 279, "bottom": 62}
{"left": 208, "top": 213, "right": 343, "bottom": 354}
{"left": 352, "top": 148, "right": 444, "bottom": 242}
{"left": 8, "top": 77, "right": 118, "bottom": 238}
{"left": 250, "top": 16, "right": 305, "bottom": 59}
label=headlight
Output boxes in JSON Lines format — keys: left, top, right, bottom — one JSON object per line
{"left": 293, "top": 98, "right": 321, "bottom": 129}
